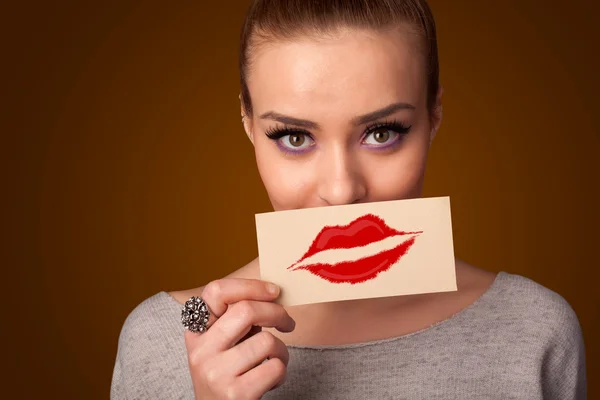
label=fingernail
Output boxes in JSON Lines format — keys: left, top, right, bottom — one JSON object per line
{"left": 267, "top": 283, "right": 280, "bottom": 295}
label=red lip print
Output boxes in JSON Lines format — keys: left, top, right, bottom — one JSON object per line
{"left": 287, "top": 214, "right": 422, "bottom": 284}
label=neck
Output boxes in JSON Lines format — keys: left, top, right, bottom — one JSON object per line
{"left": 245, "top": 257, "right": 467, "bottom": 318}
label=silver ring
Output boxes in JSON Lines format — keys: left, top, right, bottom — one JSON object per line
{"left": 181, "top": 296, "right": 211, "bottom": 333}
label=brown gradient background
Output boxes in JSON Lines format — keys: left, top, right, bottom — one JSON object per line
{"left": 4, "top": 0, "right": 599, "bottom": 398}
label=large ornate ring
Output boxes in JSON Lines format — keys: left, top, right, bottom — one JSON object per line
{"left": 181, "top": 296, "right": 211, "bottom": 334}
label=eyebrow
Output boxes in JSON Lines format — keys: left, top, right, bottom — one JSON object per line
{"left": 258, "top": 101, "right": 416, "bottom": 130}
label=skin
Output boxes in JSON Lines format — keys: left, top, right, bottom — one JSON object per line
{"left": 174, "top": 27, "right": 498, "bottom": 398}
{"left": 245, "top": 28, "right": 435, "bottom": 210}
{"left": 238, "top": 26, "right": 496, "bottom": 343}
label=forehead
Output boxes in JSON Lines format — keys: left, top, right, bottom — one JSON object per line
{"left": 247, "top": 28, "right": 426, "bottom": 119}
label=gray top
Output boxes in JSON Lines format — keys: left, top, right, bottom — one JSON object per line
{"left": 110, "top": 271, "right": 587, "bottom": 399}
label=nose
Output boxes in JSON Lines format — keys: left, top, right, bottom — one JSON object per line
{"left": 317, "top": 146, "right": 367, "bottom": 206}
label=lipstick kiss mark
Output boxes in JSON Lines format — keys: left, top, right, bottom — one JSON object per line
{"left": 287, "top": 214, "right": 422, "bottom": 284}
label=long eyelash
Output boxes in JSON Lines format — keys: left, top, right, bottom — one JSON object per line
{"left": 264, "top": 120, "right": 410, "bottom": 145}
{"left": 364, "top": 119, "right": 412, "bottom": 137}
{"left": 265, "top": 125, "right": 312, "bottom": 140}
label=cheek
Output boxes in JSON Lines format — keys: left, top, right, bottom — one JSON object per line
{"left": 364, "top": 135, "right": 429, "bottom": 199}
{"left": 254, "top": 142, "right": 314, "bottom": 209}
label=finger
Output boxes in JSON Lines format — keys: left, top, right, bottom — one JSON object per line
{"left": 201, "top": 278, "right": 282, "bottom": 318}
{"left": 184, "top": 278, "right": 282, "bottom": 352}
{"left": 234, "top": 358, "right": 287, "bottom": 398}
{"left": 221, "top": 331, "right": 290, "bottom": 376}
{"left": 236, "top": 325, "right": 262, "bottom": 345}
{"left": 181, "top": 296, "right": 218, "bottom": 334}
{"left": 206, "top": 300, "right": 295, "bottom": 353}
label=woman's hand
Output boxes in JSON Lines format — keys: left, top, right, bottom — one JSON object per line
{"left": 184, "top": 279, "right": 296, "bottom": 400}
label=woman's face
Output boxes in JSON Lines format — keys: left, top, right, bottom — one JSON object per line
{"left": 243, "top": 28, "right": 442, "bottom": 211}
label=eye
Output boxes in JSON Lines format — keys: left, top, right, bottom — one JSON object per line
{"left": 265, "top": 126, "right": 315, "bottom": 153}
{"left": 362, "top": 120, "right": 411, "bottom": 148}
{"left": 363, "top": 128, "right": 398, "bottom": 145}
{"left": 280, "top": 132, "right": 313, "bottom": 150}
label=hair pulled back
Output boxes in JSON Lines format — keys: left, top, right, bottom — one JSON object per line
{"left": 239, "top": 0, "right": 439, "bottom": 117}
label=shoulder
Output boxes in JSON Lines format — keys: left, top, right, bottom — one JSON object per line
{"left": 496, "top": 272, "right": 582, "bottom": 335}
{"left": 457, "top": 262, "right": 582, "bottom": 337}
{"left": 111, "top": 292, "right": 192, "bottom": 399}
{"left": 494, "top": 272, "right": 587, "bottom": 398}
{"left": 117, "top": 292, "right": 183, "bottom": 344}
{"left": 492, "top": 272, "right": 586, "bottom": 367}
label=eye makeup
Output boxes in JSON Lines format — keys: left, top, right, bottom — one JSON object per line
{"left": 265, "top": 126, "right": 315, "bottom": 155}
{"left": 264, "top": 119, "right": 412, "bottom": 155}
{"left": 361, "top": 119, "right": 412, "bottom": 151}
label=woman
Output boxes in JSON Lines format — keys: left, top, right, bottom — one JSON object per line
{"left": 111, "top": 0, "right": 586, "bottom": 399}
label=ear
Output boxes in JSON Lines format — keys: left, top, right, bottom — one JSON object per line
{"left": 429, "top": 86, "right": 443, "bottom": 146}
{"left": 239, "top": 93, "right": 254, "bottom": 145}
